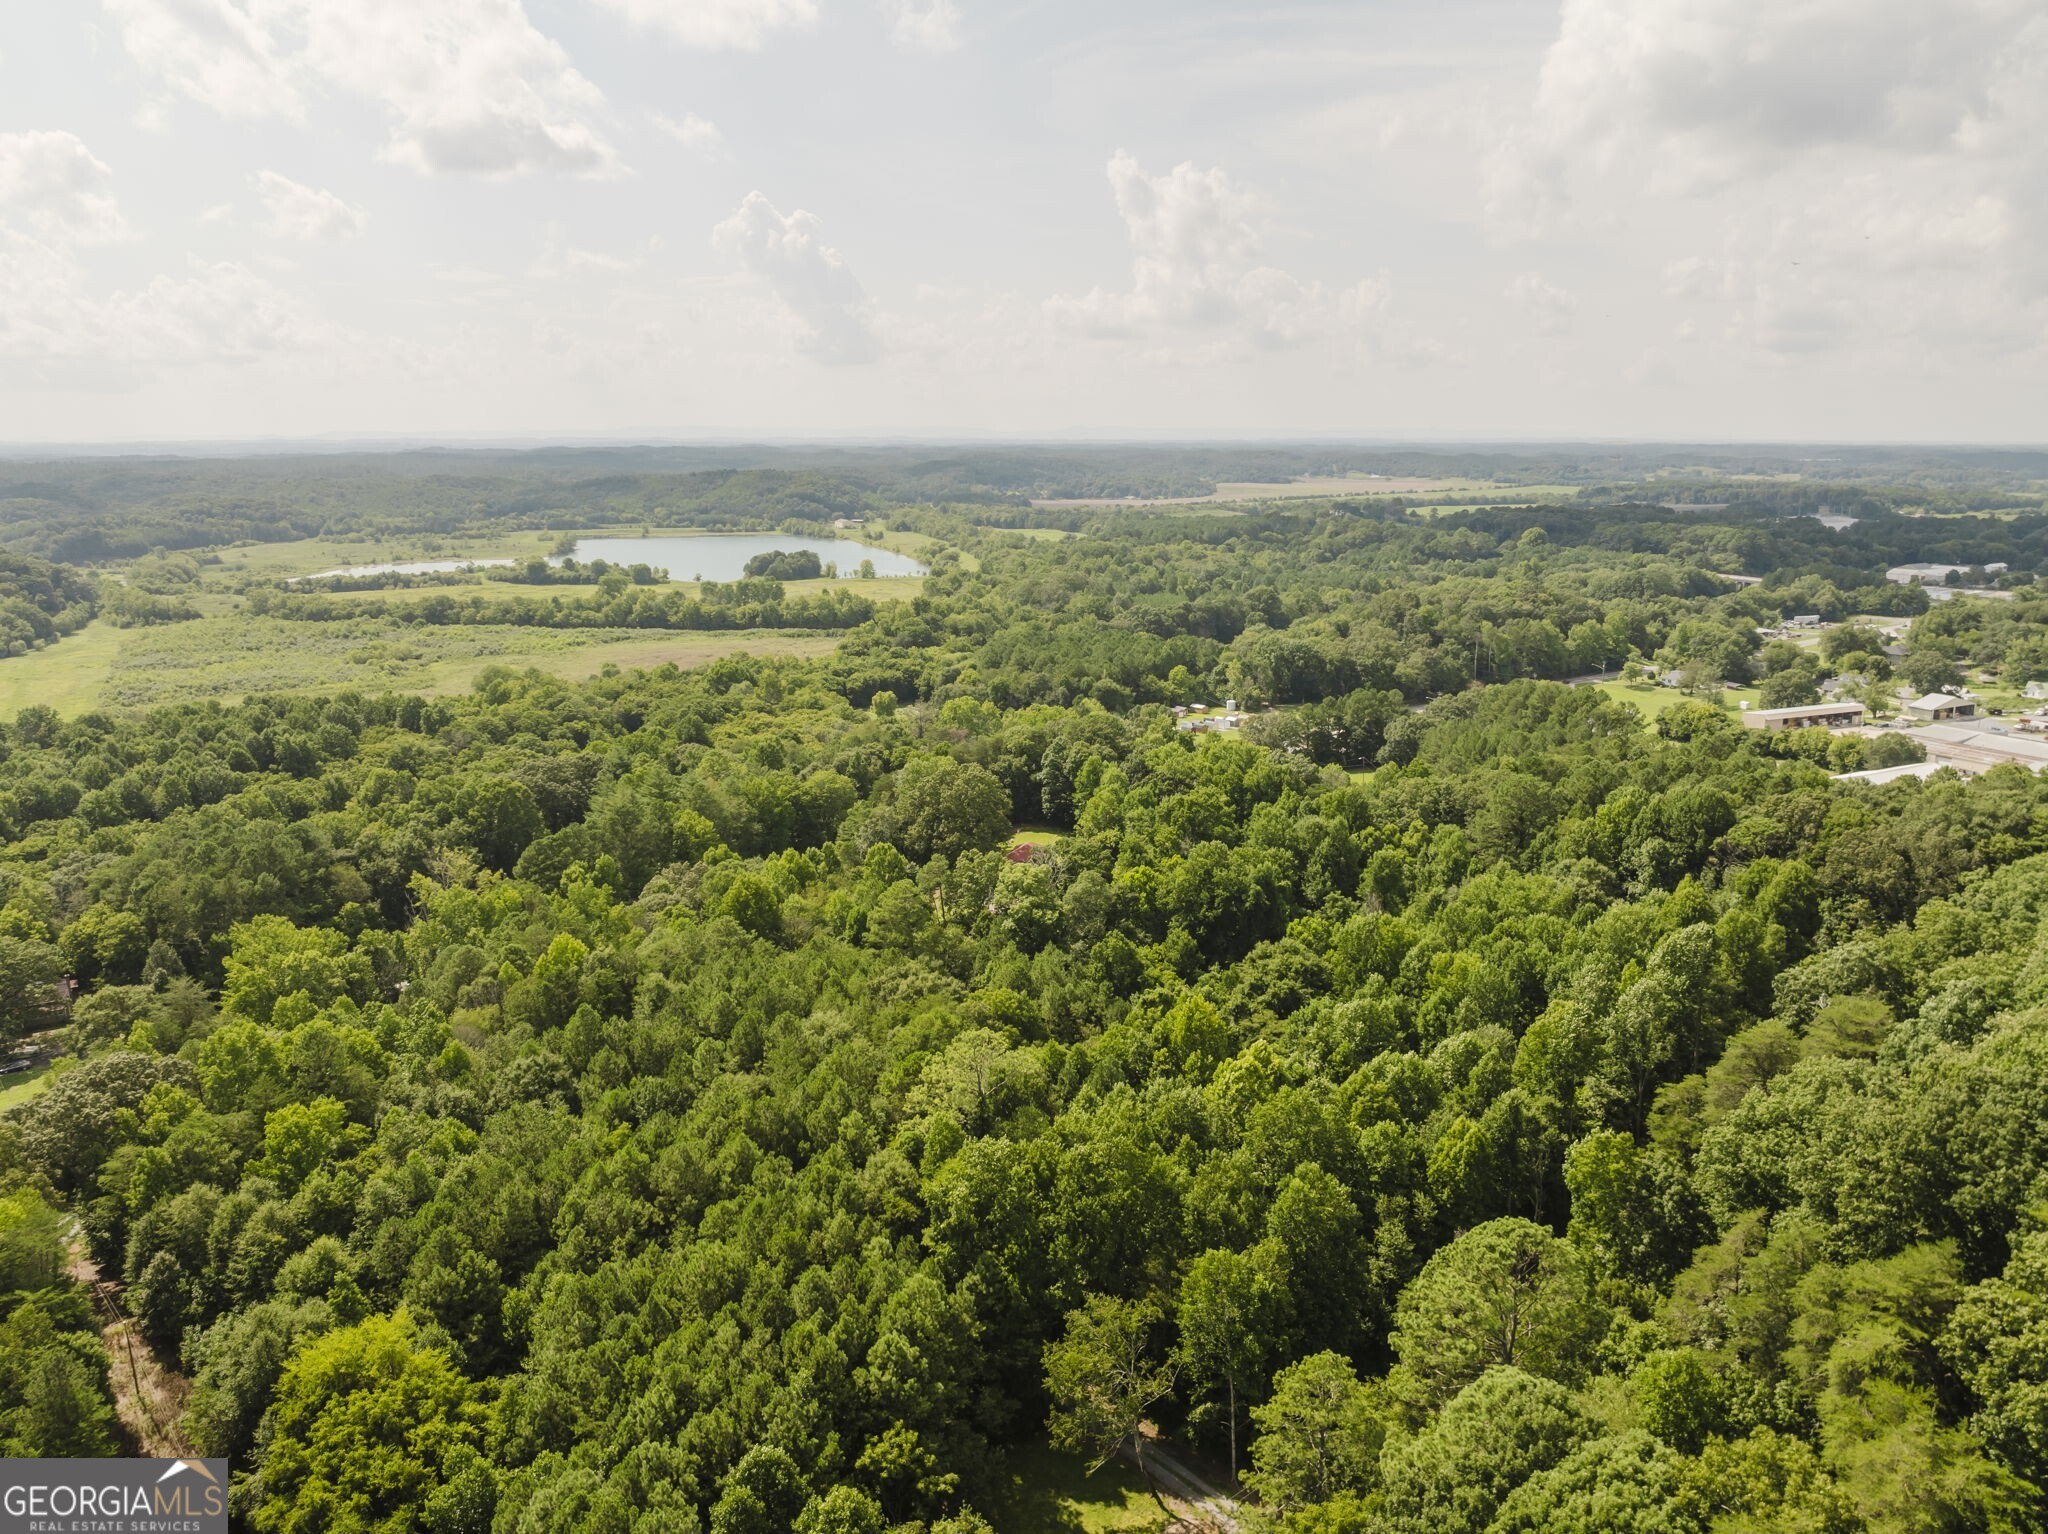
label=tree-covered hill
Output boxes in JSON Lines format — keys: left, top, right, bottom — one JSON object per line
{"left": 0, "top": 473, "right": 2044, "bottom": 1532}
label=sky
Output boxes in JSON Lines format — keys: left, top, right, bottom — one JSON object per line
{"left": 0, "top": 0, "right": 2044, "bottom": 444}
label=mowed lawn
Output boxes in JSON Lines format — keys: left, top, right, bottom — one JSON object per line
{"left": 0, "top": 1064, "right": 54, "bottom": 1115}
{"left": 0, "top": 615, "right": 843, "bottom": 717}
{"left": 980, "top": 1446, "right": 1168, "bottom": 1534}
{"left": 0, "top": 621, "right": 124, "bottom": 718}
{"left": 1580, "top": 679, "right": 1760, "bottom": 722}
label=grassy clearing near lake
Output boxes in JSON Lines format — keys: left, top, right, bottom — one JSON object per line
{"left": 206, "top": 527, "right": 949, "bottom": 581}
{"left": 981, "top": 1446, "right": 1166, "bottom": 1534}
{"left": 319, "top": 574, "right": 927, "bottom": 607}
{"left": 207, "top": 530, "right": 559, "bottom": 579}
{"left": 0, "top": 614, "right": 843, "bottom": 717}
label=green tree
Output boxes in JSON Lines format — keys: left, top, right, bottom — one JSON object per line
{"left": 221, "top": 916, "right": 371, "bottom": 1025}
{"left": 1377, "top": 1367, "right": 1590, "bottom": 1534}
{"left": 1177, "top": 1246, "right": 1283, "bottom": 1480}
{"left": 1687, "top": 1428, "right": 1860, "bottom": 1534}
{"left": 1044, "top": 1294, "right": 1177, "bottom": 1516}
{"left": 1388, "top": 1218, "right": 1607, "bottom": 1410}
{"left": 1484, "top": 1431, "right": 1708, "bottom": 1534}
{"left": 711, "top": 1445, "right": 809, "bottom": 1534}
{"left": 795, "top": 1485, "right": 884, "bottom": 1534}
{"left": 453, "top": 777, "right": 545, "bottom": 873}
{"left": 1245, "top": 1351, "right": 1384, "bottom": 1512}
{"left": 1565, "top": 1131, "right": 1706, "bottom": 1284}
{"left": 251, "top": 1311, "right": 489, "bottom": 1534}
{"left": 863, "top": 756, "right": 1012, "bottom": 863}
{"left": 0, "top": 1294, "right": 118, "bottom": 1458}
{"left": 1628, "top": 1348, "right": 1730, "bottom": 1456}
{"left": 0, "top": 1187, "right": 66, "bottom": 1290}
{"left": 0, "top": 935, "right": 62, "bottom": 1039}
{"left": 1942, "top": 1226, "right": 2048, "bottom": 1487}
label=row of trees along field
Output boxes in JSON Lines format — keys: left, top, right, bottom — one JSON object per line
{"left": 0, "top": 498, "right": 2042, "bottom": 1532}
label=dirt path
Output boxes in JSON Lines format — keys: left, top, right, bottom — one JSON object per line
{"left": 66, "top": 1240, "right": 194, "bottom": 1458}
{"left": 1120, "top": 1433, "right": 1243, "bottom": 1532}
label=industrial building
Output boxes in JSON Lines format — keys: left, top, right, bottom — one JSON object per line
{"left": 1742, "top": 701, "right": 1867, "bottom": 731}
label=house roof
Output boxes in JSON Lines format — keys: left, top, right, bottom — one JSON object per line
{"left": 1836, "top": 761, "right": 1949, "bottom": 784}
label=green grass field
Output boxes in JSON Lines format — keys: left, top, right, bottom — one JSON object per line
{"left": 0, "top": 615, "right": 843, "bottom": 717}
{"left": 206, "top": 528, "right": 948, "bottom": 582}
{"left": 981, "top": 1447, "right": 1167, "bottom": 1534}
{"left": 0, "top": 622, "right": 123, "bottom": 718}
{"left": 1583, "top": 679, "right": 1760, "bottom": 722}
{"left": 0, "top": 1064, "right": 54, "bottom": 1115}
{"left": 207, "top": 531, "right": 559, "bottom": 579}
{"left": 320, "top": 574, "right": 927, "bottom": 607}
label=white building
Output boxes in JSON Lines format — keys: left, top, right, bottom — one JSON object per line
{"left": 1742, "top": 702, "right": 1867, "bottom": 731}
{"left": 1912, "top": 723, "right": 2048, "bottom": 774}
{"left": 1886, "top": 562, "right": 2009, "bottom": 585}
{"left": 1903, "top": 692, "right": 1977, "bottom": 723}
{"left": 1836, "top": 761, "right": 1950, "bottom": 785}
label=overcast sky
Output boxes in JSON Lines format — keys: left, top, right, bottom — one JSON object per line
{"left": 1, "top": 0, "right": 2043, "bottom": 444}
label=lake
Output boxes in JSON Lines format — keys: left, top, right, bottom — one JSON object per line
{"left": 567, "top": 534, "right": 925, "bottom": 581}
{"left": 304, "top": 534, "right": 926, "bottom": 584}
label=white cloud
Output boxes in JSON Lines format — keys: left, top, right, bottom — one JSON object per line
{"left": 0, "top": 232, "right": 333, "bottom": 383}
{"left": 0, "top": 132, "right": 130, "bottom": 245}
{"left": 713, "top": 192, "right": 880, "bottom": 364}
{"left": 1048, "top": 152, "right": 1386, "bottom": 352}
{"left": 1508, "top": 271, "right": 1577, "bottom": 333}
{"left": 884, "top": 0, "right": 961, "bottom": 53}
{"left": 252, "top": 171, "right": 367, "bottom": 241}
{"left": 102, "top": 0, "right": 304, "bottom": 122}
{"left": 103, "top": 0, "right": 624, "bottom": 178}
{"left": 651, "top": 111, "right": 728, "bottom": 158}
{"left": 300, "top": 0, "right": 623, "bottom": 178}
{"left": 108, "top": 261, "right": 335, "bottom": 362}
{"left": 1485, "top": 0, "right": 2048, "bottom": 359}
{"left": 1516, "top": 0, "right": 2032, "bottom": 195}
{"left": 1490, "top": 0, "right": 2048, "bottom": 219}
{"left": 533, "top": 227, "right": 661, "bottom": 277}
{"left": 588, "top": 0, "right": 816, "bottom": 49}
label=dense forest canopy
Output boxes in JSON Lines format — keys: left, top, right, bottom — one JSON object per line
{"left": 0, "top": 449, "right": 2046, "bottom": 1534}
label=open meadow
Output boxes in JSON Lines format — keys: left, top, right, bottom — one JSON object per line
{"left": 0, "top": 615, "right": 842, "bottom": 716}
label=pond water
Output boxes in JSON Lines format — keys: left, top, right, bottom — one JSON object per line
{"left": 302, "top": 535, "right": 924, "bottom": 584}
{"left": 565, "top": 535, "right": 925, "bottom": 581}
